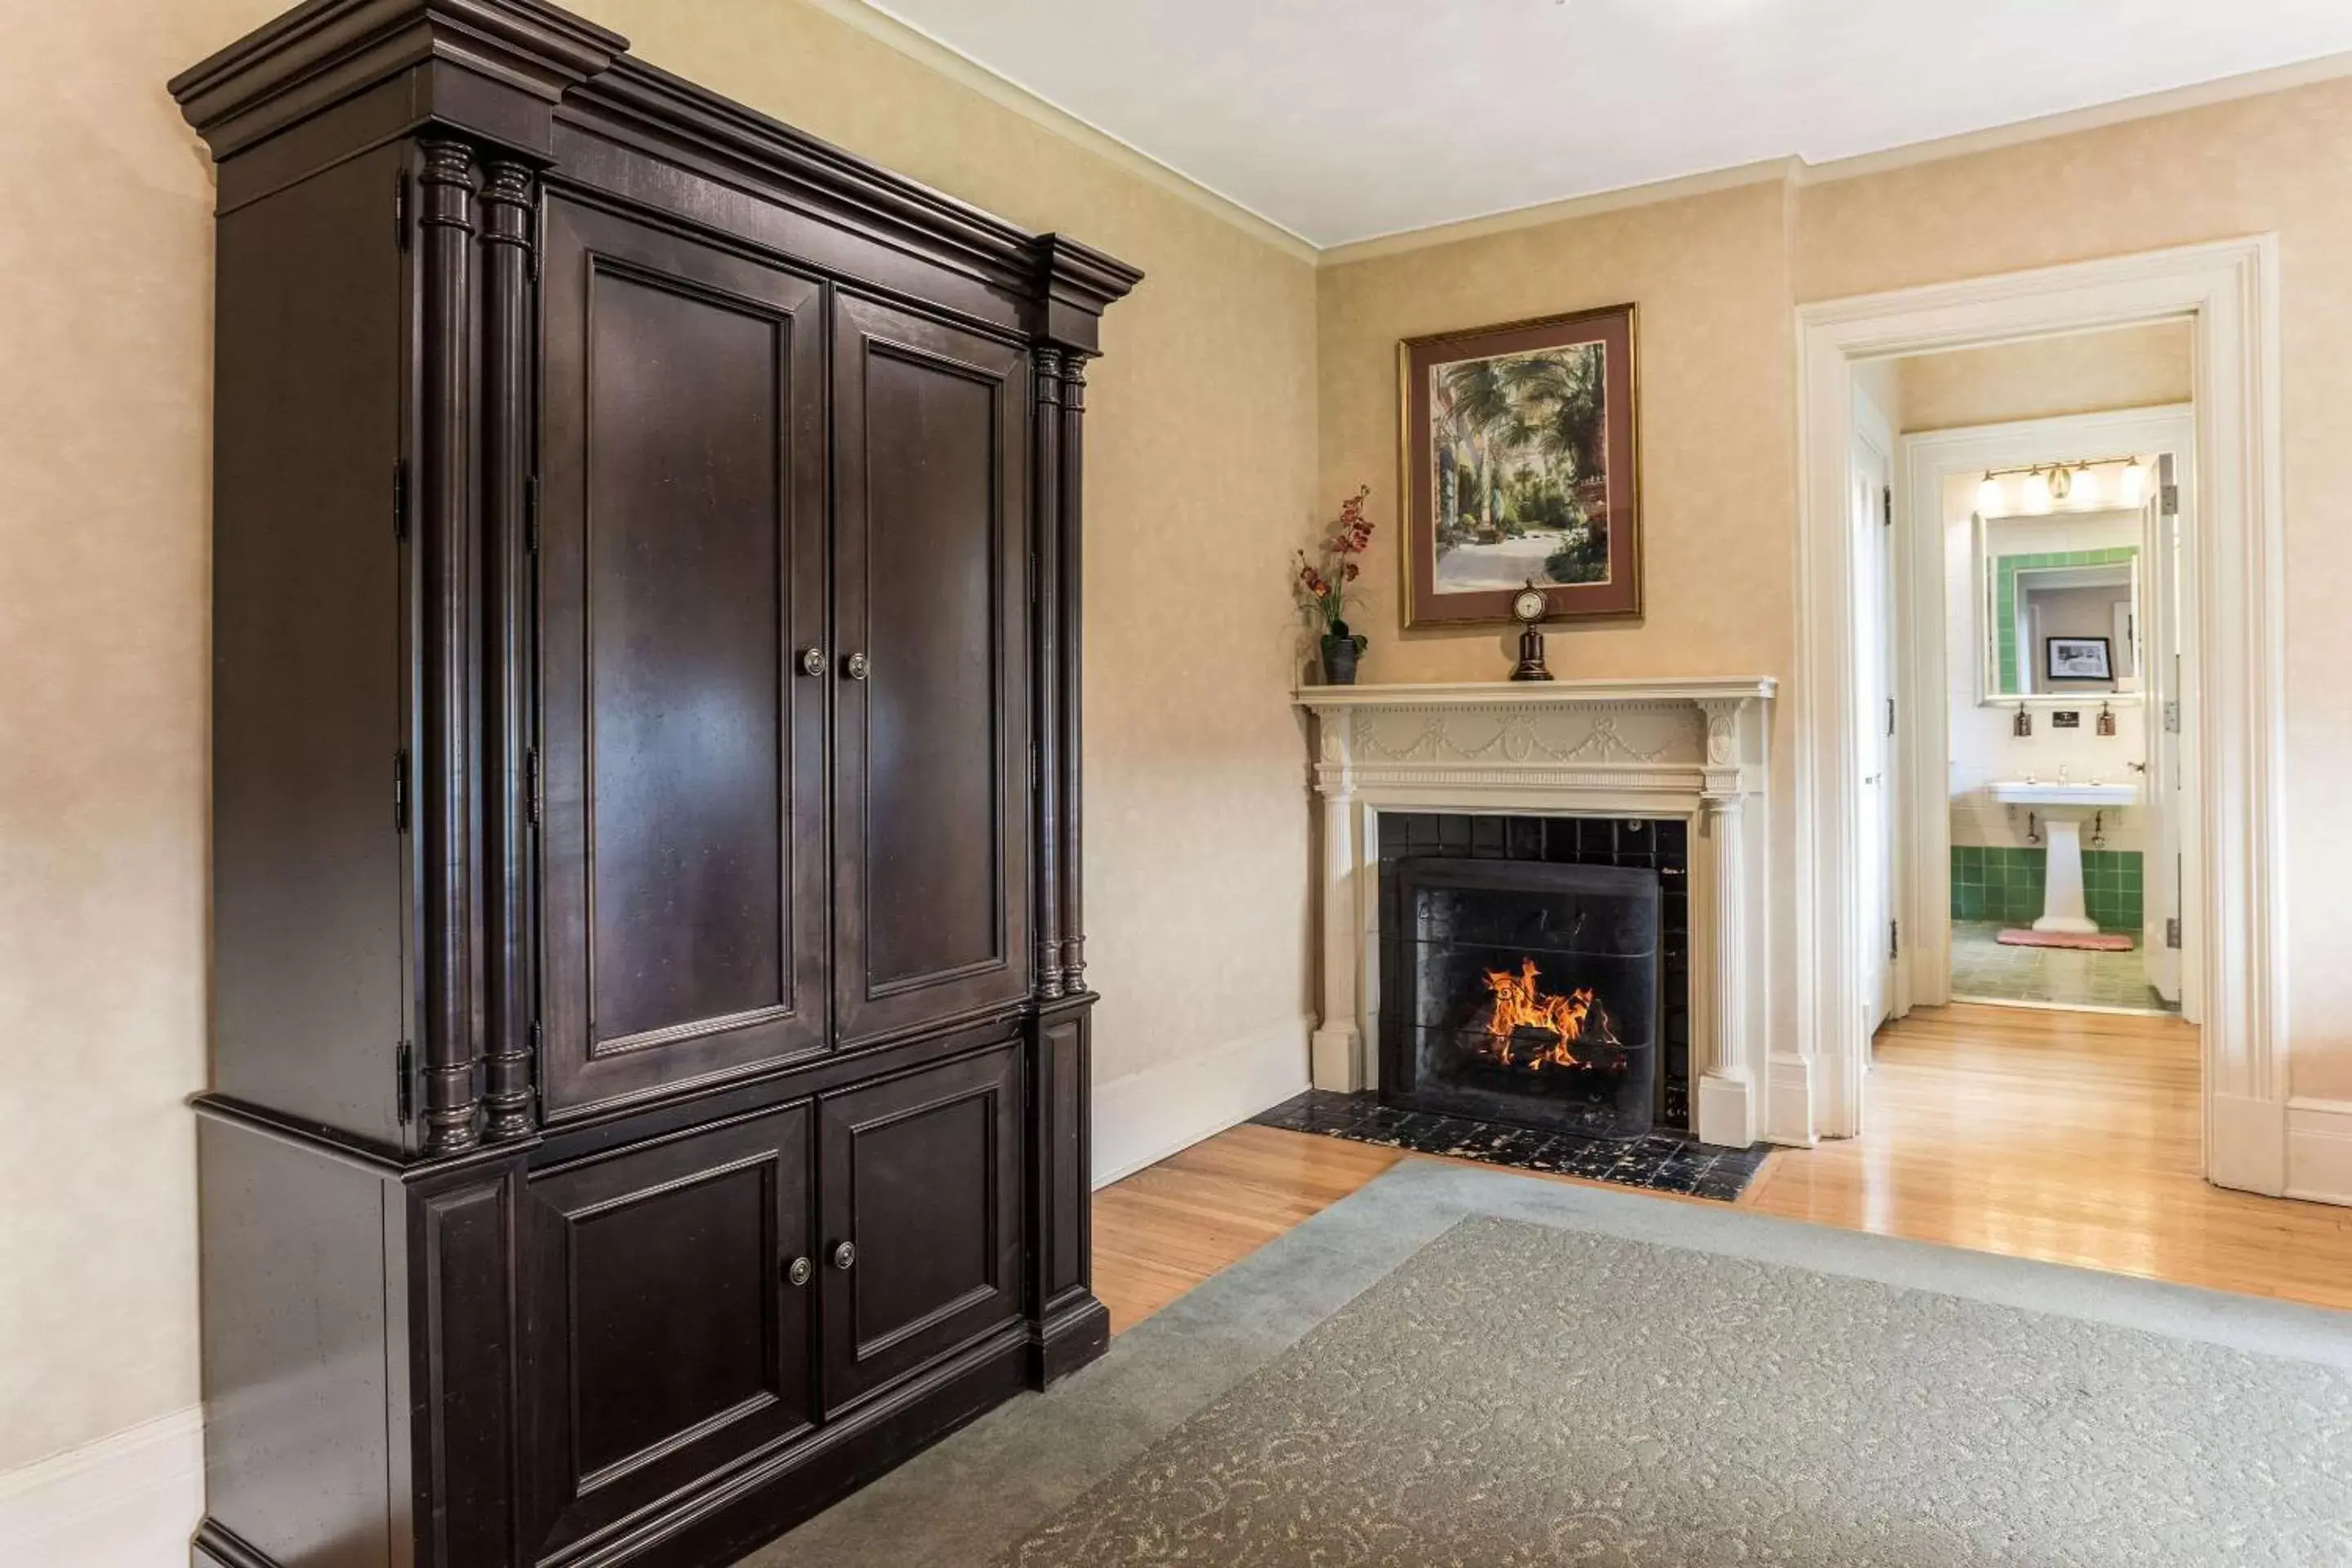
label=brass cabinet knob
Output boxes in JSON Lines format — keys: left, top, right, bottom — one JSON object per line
{"left": 798, "top": 648, "right": 827, "bottom": 678}
{"left": 784, "top": 1255, "right": 813, "bottom": 1287}
{"left": 831, "top": 1241, "right": 857, "bottom": 1271}
{"left": 843, "top": 651, "right": 870, "bottom": 681}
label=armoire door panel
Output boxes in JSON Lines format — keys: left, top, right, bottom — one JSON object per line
{"left": 832, "top": 297, "right": 1030, "bottom": 1042}
{"left": 540, "top": 198, "right": 830, "bottom": 1117}
{"left": 817, "top": 1045, "right": 1023, "bottom": 1413}
{"left": 521, "top": 1104, "right": 816, "bottom": 1558}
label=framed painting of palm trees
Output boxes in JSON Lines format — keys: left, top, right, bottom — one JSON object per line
{"left": 1400, "top": 304, "right": 1641, "bottom": 627}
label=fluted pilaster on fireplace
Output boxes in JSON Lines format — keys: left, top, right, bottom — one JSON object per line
{"left": 1298, "top": 679, "right": 1779, "bottom": 1151}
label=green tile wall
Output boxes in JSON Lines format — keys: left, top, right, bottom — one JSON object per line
{"left": 1950, "top": 845, "right": 2142, "bottom": 932}
{"left": 1993, "top": 546, "right": 2138, "bottom": 693}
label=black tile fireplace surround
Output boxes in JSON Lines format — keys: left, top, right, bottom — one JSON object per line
{"left": 1379, "top": 813, "right": 1690, "bottom": 1134}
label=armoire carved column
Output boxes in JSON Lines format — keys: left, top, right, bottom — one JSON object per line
{"left": 478, "top": 154, "right": 538, "bottom": 1142}
{"left": 1056, "top": 352, "right": 1090, "bottom": 991}
{"left": 1031, "top": 345, "right": 1067, "bottom": 1000}
{"left": 416, "top": 136, "right": 484, "bottom": 1156}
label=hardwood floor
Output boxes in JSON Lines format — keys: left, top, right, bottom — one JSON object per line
{"left": 1093, "top": 1003, "right": 2352, "bottom": 1333}
{"left": 1750, "top": 1002, "right": 2352, "bottom": 1310}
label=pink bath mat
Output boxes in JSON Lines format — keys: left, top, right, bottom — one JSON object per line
{"left": 1995, "top": 928, "right": 2135, "bottom": 951}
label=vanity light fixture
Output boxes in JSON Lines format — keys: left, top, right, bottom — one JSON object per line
{"left": 1977, "top": 454, "right": 2149, "bottom": 515}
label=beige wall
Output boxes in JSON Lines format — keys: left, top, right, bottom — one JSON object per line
{"left": 0, "top": 0, "right": 1317, "bottom": 1473}
{"left": 1895, "top": 320, "right": 2194, "bottom": 432}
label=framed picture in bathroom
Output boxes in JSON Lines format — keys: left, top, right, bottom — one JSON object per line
{"left": 2046, "top": 636, "right": 2113, "bottom": 682}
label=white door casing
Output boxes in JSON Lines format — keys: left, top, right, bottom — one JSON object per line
{"left": 1796, "top": 237, "right": 2288, "bottom": 1196}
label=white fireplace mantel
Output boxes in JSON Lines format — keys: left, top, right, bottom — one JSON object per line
{"left": 1297, "top": 678, "right": 1779, "bottom": 1151}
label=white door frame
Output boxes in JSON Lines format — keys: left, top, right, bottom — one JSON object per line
{"left": 1794, "top": 238, "right": 2289, "bottom": 1195}
{"left": 1895, "top": 403, "right": 2198, "bottom": 1018}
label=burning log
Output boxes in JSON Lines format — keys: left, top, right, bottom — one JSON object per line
{"left": 1472, "top": 957, "right": 1618, "bottom": 1069}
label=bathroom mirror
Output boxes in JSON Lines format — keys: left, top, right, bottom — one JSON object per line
{"left": 1976, "top": 510, "right": 2142, "bottom": 702}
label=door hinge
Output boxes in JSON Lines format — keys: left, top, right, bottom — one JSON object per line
{"left": 1890, "top": 920, "right": 1900, "bottom": 960}
{"left": 1027, "top": 742, "right": 1039, "bottom": 790}
{"left": 395, "top": 1040, "right": 414, "bottom": 1121}
{"left": 394, "top": 749, "right": 409, "bottom": 834}
{"left": 2163, "top": 700, "right": 2180, "bottom": 734}
{"left": 2159, "top": 483, "right": 2180, "bottom": 517}
{"left": 523, "top": 476, "right": 540, "bottom": 554}
{"left": 2165, "top": 916, "right": 2182, "bottom": 950}
{"left": 530, "top": 1019, "right": 543, "bottom": 1054}
{"left": 393, "top": 458, "right": 409, "bottom": 541}
{"left": 1886, "top": 697, "right": 1896, "bottom": 739}
{"left": 1882, "top": 485, "right": 1894, "bottom": 527}
{"left": 394, "top": 170, "right": 410, "bottom": 252}
{"left": 523, "top": 747, "right": 542, "bottom": 826}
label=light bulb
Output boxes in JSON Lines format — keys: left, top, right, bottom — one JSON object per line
{"left": 2119, "top": 458, "right": 2148, "bottom": 506}
{"left": 1977, "top": 472, "right": 2003, "bottom": 514}
{"left": 2070, "top": 464, "right": 2098, "bottom": 507}
{"left": 2021, "top": 468, "right": 2052, "bottom": 514}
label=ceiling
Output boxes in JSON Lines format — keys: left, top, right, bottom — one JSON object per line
{"left": 858, "top": 0, "right": 2352, "bottom": 247}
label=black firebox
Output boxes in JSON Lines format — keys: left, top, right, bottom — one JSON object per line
{"left": 1382, "top": 857, "right": 1661, "bottom": 1140}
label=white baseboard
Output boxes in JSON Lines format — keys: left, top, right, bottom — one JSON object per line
{"left": 1763, "top": 1050, "right": 1819, "bottom": 1147}
{"left": 0, "top": 1405, "right": 203, "bottom": 1568}
{"left": 2209, "top": 1090, "right": 2288, "bottom": 1196}
{"left": 2286, "top": 1097, "right": 2352, "bottom": 1206}
{"left": 1695, "top": 1071, "right": 1756, "bottom": 1151}
{"left": 1094, "top": 1014, "right": 1312, "bottom": 1188}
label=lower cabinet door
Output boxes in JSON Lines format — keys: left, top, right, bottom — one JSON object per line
{"left": 521, "top": 1103, "right": 817, "bottom": 1558}
{"left": 817, "top": 1045, "right": 1025, "bottom": 1412}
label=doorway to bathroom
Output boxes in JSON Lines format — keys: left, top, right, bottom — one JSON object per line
{"left": 1874, "top": 379, "right": 2197, "bottom": 1020}
{"left": 1797, "top": 239, "right": 2291, "bottom": 1200}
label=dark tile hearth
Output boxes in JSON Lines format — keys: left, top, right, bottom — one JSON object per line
{"left": 1251, "top": 1089, "right": 1770, "bottom": 1202}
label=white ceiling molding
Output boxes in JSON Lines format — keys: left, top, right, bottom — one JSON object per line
{"left": 814, "top": 0, "right": 2352, "bottom": 263}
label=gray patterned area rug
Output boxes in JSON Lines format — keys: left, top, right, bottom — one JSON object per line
{"left": 755, "top": 1161, "right": 2352, "bottom": 1568}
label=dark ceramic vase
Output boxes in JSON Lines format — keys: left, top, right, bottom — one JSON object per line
{"left": 1320, "top": 630, "right": 1362, "bottom": 686}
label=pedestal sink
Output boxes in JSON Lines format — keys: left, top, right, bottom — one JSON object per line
{"left": 1987, "top": 779, "right": 2139, "bottom": 933}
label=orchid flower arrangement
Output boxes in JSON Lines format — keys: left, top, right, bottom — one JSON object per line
{"left": 1293, "top": 485, "right": 1374, "bottom": 647}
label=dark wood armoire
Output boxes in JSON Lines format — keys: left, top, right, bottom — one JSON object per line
{"left": 169, "top": 3, "right": 1136, "bottom": 1564}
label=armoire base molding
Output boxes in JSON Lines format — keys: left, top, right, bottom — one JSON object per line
{"left": 191, "top": 1315, "right": 1080, "bottom": 1568}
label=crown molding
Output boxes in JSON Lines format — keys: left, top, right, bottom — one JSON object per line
{"left": 1317, "top": 158, "right": 1802, "bottom": 268}
{"left": 803, "top": 2, "right": 2352, "bottom": 271}
{"left": 1801, "top": 48, "right": 2352, "bottom": 187}
{"left": 795, "top": 0, "right": 1318, "bottom": 264}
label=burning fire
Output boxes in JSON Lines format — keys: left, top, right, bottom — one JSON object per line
{"left": 1475, "top": 957, "right": 1616, "bottom": 1070}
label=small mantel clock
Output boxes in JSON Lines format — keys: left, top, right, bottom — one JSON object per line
{"left": 1509, "top": 583, "right": 1556, "bottom": 682}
